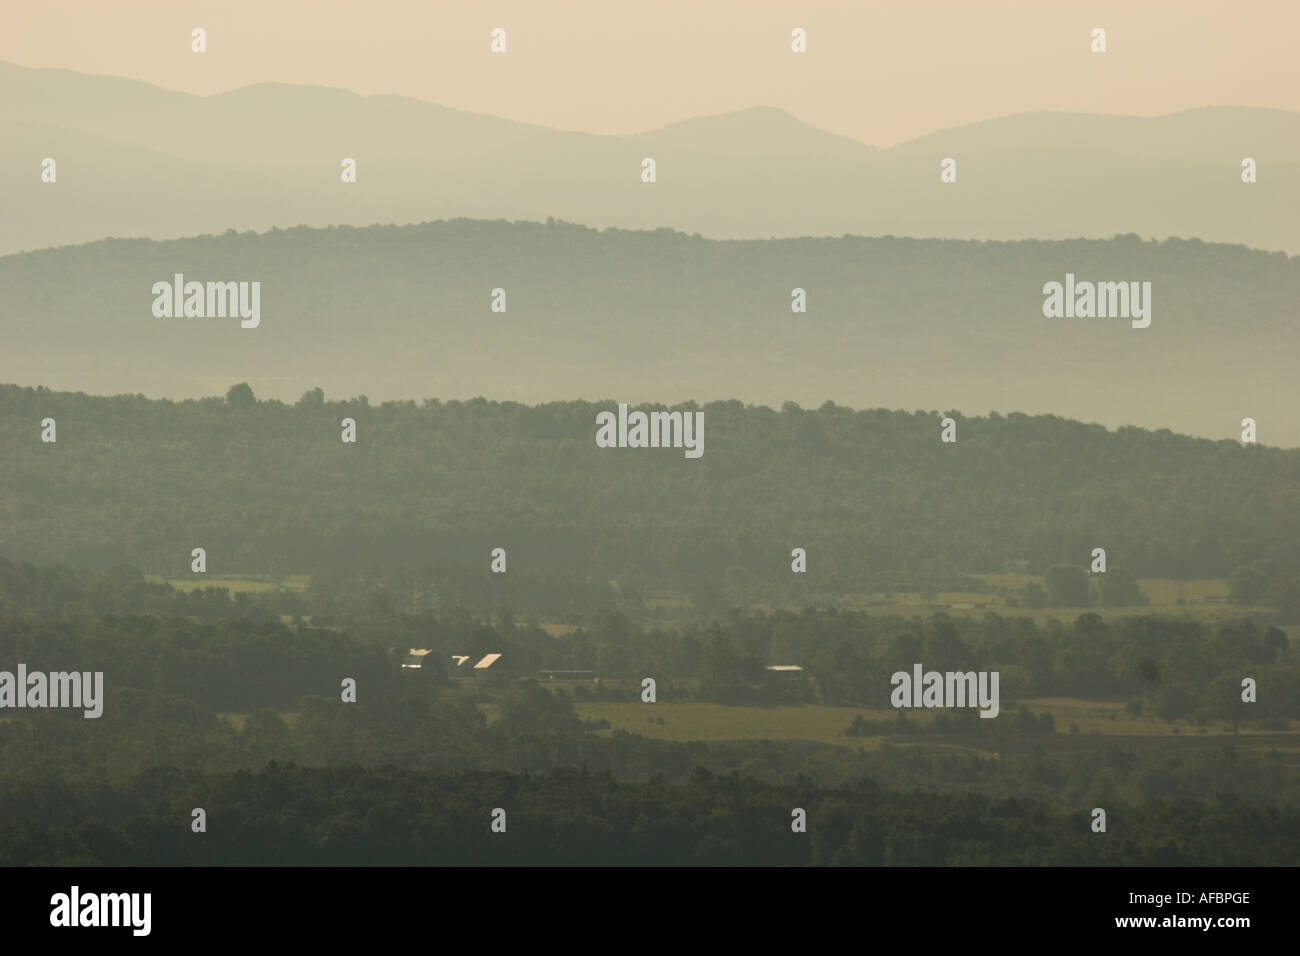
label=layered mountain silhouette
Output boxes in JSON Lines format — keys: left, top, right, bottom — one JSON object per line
{"left": 2, "top": 219, "right": 1296, "bottom": 444}
{"left": 3, "top": 61, "right": 1298, "bottom": 255}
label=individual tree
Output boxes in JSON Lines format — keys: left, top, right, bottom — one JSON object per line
{"left": 225, "top": 382, "right": 256, "bottom": 407}
{"left": 1098, "top": 566, "right": 1144, "bottom": 607}
{"left": 296, "top": 386, "right": 325, "bottom": 408}
{"left": 1228, "top": 565, "right": 1269, "bottom": 604}
{"left": 1044, "top": 565, "right": 1090, "bottom": 607}
{"left": 1207, "top": 673, "right": 1245, "bottom": 735}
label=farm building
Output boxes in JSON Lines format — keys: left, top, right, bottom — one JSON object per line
{"left": 765, "top": 665, "right": 804, "bottom": 680}
{"left": 474, "top": 653, "right": 505, "bottom": 681}
{"left": 401, "top": 648, "right": 433, "bottom": 669}
{"left": 763, "top": 664, "right": 809, "bottom": 702}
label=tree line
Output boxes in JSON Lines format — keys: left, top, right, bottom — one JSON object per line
{"left": 3, "top": 385, "right": 1299, "bottom": 596}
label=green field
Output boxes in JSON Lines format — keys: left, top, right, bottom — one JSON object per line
{"left": 153, "top": 574, "right": 310, "bottom": 594}
{"left": 146, "top": 570, "right": 1265, "bottom": 627}
{"left": 570, "top": 698, "right": 1297, "bottom": 750}
{"left": 575, "top": 701, "right": 888, "bottom": 747}
{"left": 214, "top": 697, "right": 1298, "bottom": 758}
{"left": 154, "top": 575, "right": 276, "bottom": 594}
{"left": 1135, "top": 577, "right": 1229, "bottom": 604}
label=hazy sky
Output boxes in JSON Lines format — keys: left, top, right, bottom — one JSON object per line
{"left": 3, "top": 0, "right": 1296, "bottom": 146}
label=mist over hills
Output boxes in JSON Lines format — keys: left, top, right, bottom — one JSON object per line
{"left": 3, "top": 61, "right": 1297, "bottom": 254}
{"left": 1, "top": 219, "right": 1296, "bottom": 444}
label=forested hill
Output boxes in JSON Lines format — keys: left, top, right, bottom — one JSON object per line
{"left": 2, "top": 385, "right": 1297, "bottom": 584}
{"left": 2, "top": 221, "right": 1298, "bottom": 444}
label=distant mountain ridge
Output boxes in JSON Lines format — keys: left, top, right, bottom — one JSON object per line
{"left": 2, "top": 219, "right": 1297, "bottom": 444}
{"left": 2, "top": 61, "right": 1297, "bottom": 254}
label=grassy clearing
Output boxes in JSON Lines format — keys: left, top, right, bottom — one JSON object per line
{"left": 216, "top": 696, "right": 1295, "bottom": 756}
{"left": 571, "top": 698, "right": 1294, "bottom": 749}
{"left": 574, "top": 701, "right": 890, "bottom": 748}
{"left": 971, "top": 572, "right": 1039, "bottom": 590}
{"left": 1137, "top": 578, "right": 1228, "bottom": 605}
{"left": 150, "top": 573, "right": 311, "bottom": 594}
{"left": 1024, "top": 697, "right": 1200, "bottom": 736}
{"left": 157, "top": 575, "right": 283, "bottom": 594}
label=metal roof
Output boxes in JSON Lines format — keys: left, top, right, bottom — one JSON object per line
{"left": 474, "top": 653, "right": 502, "bottom": 669}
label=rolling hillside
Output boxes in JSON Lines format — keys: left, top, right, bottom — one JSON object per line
{"left": 1, "top": 220, "right": 1296, "bottom": 443}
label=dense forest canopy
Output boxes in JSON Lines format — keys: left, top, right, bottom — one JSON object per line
{"left": 2, "top": 385, "right": 1297, "bottom": 587}
{"left": 4, "top": 764, "right": 1297, "bottom": 866}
